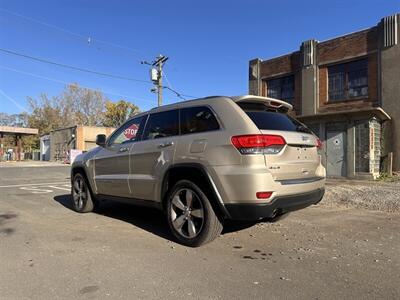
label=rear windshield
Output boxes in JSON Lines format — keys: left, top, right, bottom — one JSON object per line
{"left": 245, "top": 111, "right": 312, "bottom": 133}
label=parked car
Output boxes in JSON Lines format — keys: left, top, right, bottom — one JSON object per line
{"left": 71, "top": 95, "right": 325, "bottom": 246}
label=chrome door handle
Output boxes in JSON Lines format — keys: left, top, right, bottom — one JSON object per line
{"left": 158, "top": 141, "right": 174, "bottom": 148}
{"left": 119, "top": 147, "right": 129, "bottom": 153}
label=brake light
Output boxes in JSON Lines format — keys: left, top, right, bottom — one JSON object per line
{"left": 316, "top": 138, "right": 322, "bottom": 149}
{"left": 231, "top": 134, "right": 286, "bottom": 155}
{"left": 256, "top": 191, "right": 273, "bottom": 199}
{"left": 269, "top": 101, "right": 281, "bottom": 107}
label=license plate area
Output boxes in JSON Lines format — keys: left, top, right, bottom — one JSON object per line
{"left": 295, "top": 146, "right": 313, "bottom": 160}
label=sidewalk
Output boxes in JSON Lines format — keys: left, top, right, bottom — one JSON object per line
{"left": 326, "top": 176, "right": 400, "bottom": 187}
{"left": 0, "top": 160, "right": 70, "bottom": 168}
{"left": 324, "top": 178, "right": 400, "bottom": 213}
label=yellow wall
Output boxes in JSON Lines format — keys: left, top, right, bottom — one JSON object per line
{"left": 76, "top": 126, "right": 116, "bottom": 151}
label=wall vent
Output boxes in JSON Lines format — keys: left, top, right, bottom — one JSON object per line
{"left": 383, "top": 14, "right": 398, "bottom": 47}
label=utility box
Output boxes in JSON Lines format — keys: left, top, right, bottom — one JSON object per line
{"left": 150, "top": 68, "right": 158, "bottom": 82}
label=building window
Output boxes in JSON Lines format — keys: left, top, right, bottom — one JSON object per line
{"left": 328, "top": 59, "right": 368, "bottom": 101}
{"left": 266, "top": 75, "right": 294, "bottom": 104}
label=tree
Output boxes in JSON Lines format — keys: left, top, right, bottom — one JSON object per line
{"left": 27, "top": 83, "right": 111, "bottom": 135}
{"left": 59, "top": 83, "right": 108, "bottom": 126}
{"left": 103, "top": 100, "right": 140, "bottom": 128}
{"left": 0, "top": 112, "right": 29, "bottom": 127}
{"left": 27, "top": 94, "right": 64, "bottom": 135}
{"left": 4, "top": 84, "right": 140, "bottom": 150}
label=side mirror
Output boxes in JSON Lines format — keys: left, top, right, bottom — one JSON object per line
{"left": 96, "top": 134, "right": 107, "bottom": 147}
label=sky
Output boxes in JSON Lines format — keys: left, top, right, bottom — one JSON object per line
{"left": 0, "top": 0, "right": 399, "bottom": 114}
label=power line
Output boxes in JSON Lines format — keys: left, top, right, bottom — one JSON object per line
{"left": 0, "top": 48, "right": 153, "bottom": 84}
{"left": 162, "top": 71, "right": 186, "bottom": 100}
{"left": 1, "top": 7, "right": 248, "bottom": 65}
{"left": 166, "top": 87, "right": 198, "bottom": 100}
{"left": 163, "top": 71, "right": 174, "bottom": 91}
{"left": 0, "top": 8, "right": 224, "bottom": 102}
{"left": 0, "top": 65, "right": 156, "bottom": 104}
{"left": 0, "top": 7, "right": 146, "bottom": 56}
{"left": 164, "top": 86, "right": 186, "bottom": 101}
{"left": 0, "top": 48, "right": 198, "bottom": 101}
{"left": 0, "top": 9, "right": 198, "bottom": 101}
{"left": 161, "top": 71, "right": 199, "bottom": 100}
{"left": 142, "top": 55, "right": 198, "bottom": 104}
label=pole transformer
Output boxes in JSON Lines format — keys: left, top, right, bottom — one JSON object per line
{"left": 142, "top": 54, "right": 169, "bottom": 107}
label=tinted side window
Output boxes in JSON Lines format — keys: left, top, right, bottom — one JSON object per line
{"left": 108, "top": 116, "right": 146, "bottom": 145}
{"left": 181, "top": 107, "right": 220, "bottom": 135}
{"left": 143, "top": 110, "right": 179, "bottom": 140}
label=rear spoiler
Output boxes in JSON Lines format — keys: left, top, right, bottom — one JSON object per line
{"left": 231, "top": 95, "right": 293, "bottom": 113}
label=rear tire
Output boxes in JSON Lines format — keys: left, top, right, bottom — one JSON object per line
{"left": 71, "top": 173, "right": 95, "bottom": 213}
{"left": 166, "top": 180, "right": 223, "bottom": 247}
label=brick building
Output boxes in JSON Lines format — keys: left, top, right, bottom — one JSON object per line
{"left": 249, "top": 13, "right": 400, "bottom": 178}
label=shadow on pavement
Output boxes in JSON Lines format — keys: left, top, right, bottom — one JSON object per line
{"left": 54, "top": 194, "right": 261, "bottom": 242}
{"left": 53, "top": 194, "right": 173, "bottom": 242}
{"left": 222, "top": 220, "right": 258, "bottom": 234}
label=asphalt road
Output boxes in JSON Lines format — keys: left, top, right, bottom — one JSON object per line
{"left": 0, "top": 164, "right": 399, "bottom": 299}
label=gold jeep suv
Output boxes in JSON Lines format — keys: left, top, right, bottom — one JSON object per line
{"left": 71, "top": 95, "right": 325, "bottom": 246}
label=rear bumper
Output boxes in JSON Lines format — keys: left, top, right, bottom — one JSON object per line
{"left": 225, "top": 188, "right": 325, "bottom": 221}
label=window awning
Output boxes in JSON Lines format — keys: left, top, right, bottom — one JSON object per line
{"left": 0, "top": 126, "right": 39, "bottom": 135}
{"left": 297, "top": 107, "right": 391, "bottom": 122}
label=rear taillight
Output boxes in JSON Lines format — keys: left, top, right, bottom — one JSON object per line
{"left": 231, "top": 134, "right": 286, "bottom": 155}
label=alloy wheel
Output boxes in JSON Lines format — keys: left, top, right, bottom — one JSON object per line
{"left": 170, "top": 188, "right": 204, "bottom": 238}
{"left": 72, "top": 176, "right": 87, "bottom": 210}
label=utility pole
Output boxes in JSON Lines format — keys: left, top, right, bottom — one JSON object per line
{"left": 142, "top": 54, "right": 169, "bottom": 106}
{"left": 156, "top": 56, "right": 164, "bottom": 107}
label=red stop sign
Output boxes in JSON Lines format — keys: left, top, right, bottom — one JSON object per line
{"left": 124, "top": 124, "right": 139, "bottom": 139}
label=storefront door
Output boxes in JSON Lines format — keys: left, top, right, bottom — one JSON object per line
{"left": 327, "top": 130, "right": 346, "bottom": 177}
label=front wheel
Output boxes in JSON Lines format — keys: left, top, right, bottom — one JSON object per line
{"left": 71, "top": 173, "right": 95, "bottom": 213}
{"left": 166, "top": 180, "right": 223, "bottom": 247}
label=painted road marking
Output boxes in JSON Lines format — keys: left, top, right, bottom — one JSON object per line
{"left": 47, "top": 185, "right": 71, "bottom": 191}
{"left": 20, "top": 186, "right": 55, "bottom": 194}
{"left": 0, "top": 181, "right": 69, "bottom": 188}
{"left": 18, "top": 184, "right": 71, "bottom": 194}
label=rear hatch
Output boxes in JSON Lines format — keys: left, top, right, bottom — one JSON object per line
{"left": 233, "top": 96, "right": 321, "bottom": 181}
